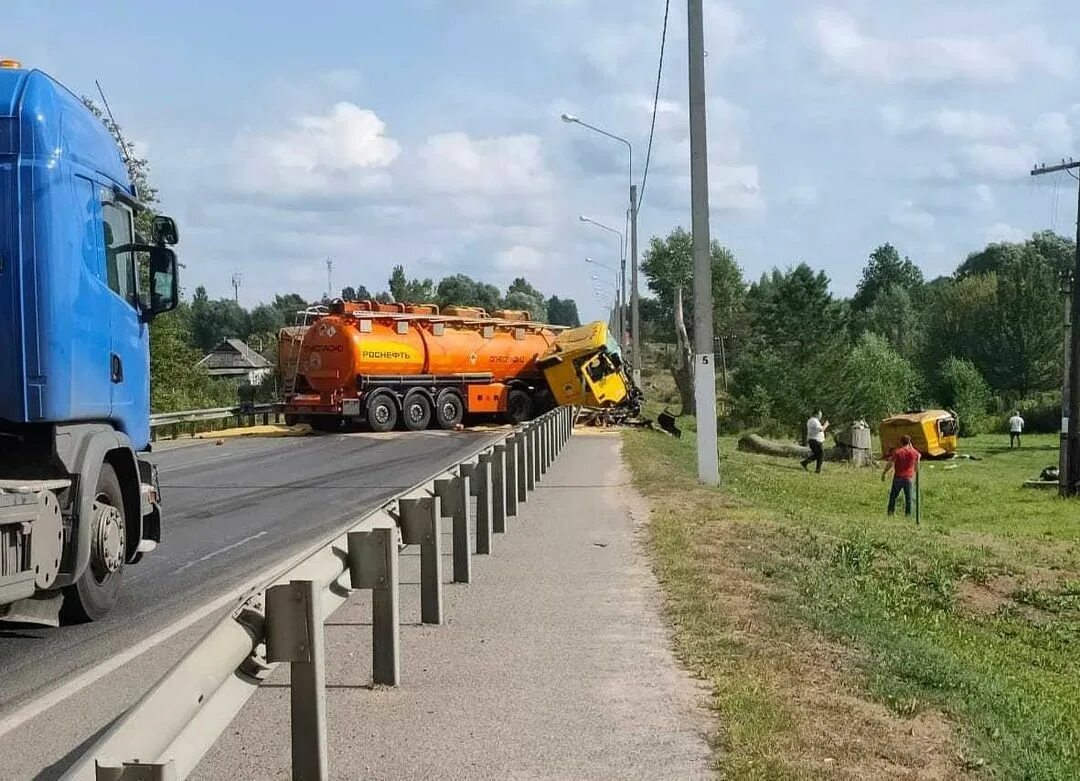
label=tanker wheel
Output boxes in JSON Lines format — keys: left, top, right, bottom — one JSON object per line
{"left": 367, "top": 391, "right": 399, "bottom": 433}
{"left": 62, "top": 463, "right": 125, "bottom": 623}
{"left": 402, "top": 390, "right": 433, "bottom": 432}
{"left": 434, "top": 389, "right": 465, "bottom": 430}
{"left": 506, "top": 389, "right": 534, "bottom": 424}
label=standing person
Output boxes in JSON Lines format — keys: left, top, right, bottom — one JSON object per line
{"left": 801, "top": 410, "right": 829, "bottom": 473}
{"left": 1008, "top": 410, "right": 1025, "bottom": 449}
{"left": 882, "top": 434, "right": 920, "bottom": 517}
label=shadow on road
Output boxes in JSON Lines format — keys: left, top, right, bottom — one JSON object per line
{"left": 35, "top": 712, "right": 123, "bottom": 780}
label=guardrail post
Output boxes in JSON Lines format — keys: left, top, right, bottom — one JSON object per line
{"left": 266, "top": 580, "right": 328, "bottom": 781}
{"left": 539, "top": 417, "right": 549, "bottom": 475}
{"left": 95, "top": 761, "right": 178, "bottom": 780}
{"left": 435, "top": 475, "right": 472, "bottom": 584}
{"left": 503, "top": 438, "right": 519, "bottom": 518}
{"left": 517, "top": 432, "right": 529, "bottom": 501}
{"left": 525, "top": 427, "right": 536, "bottom": 493}
{"left": 347, "top": 525, "right": 400, "bottom": 686}
{"left": 491, "top": 444, "right": 507, "bottom": 532}
{"left": 472, "top": 456, "right": 493, "bottom": 554}
{"left": 545, "top": 414, "right": 554, "bottom": 469}
{"left": 399, "top": 497, "right": 443, "bottom": 624}
{"left": 531, "top": 424, "right": 541, "bottom": 486}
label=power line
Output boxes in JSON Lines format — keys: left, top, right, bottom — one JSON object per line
{"left": 637, "top": 0, "right": 671, "bottom": 211}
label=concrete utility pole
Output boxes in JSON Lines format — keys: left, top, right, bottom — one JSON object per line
{"left": 1031, "top": 159, "right": 1080, "bottom": 497}
{"left": 630, "top": 184, "right": 641, "bottom": 387}
{"left": 688, "top": 0, "right": 719, "bottom": 485}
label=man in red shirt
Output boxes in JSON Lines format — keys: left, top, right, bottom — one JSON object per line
{"left": 882, "top": 434, "right": 920, "bottom": 517}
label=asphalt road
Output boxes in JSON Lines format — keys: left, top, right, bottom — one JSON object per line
{"left": 0, "top": 428, "right": 500, "bottom": 714}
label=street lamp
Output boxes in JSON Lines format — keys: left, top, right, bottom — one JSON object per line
{"left": 580, "top": 216, "right": 626, "bottom": 346}
{"left": 562, "top": 113, "right": 640, "bottom": 386}
{"left": 586, "top": 257, "right": 622, "bottom": 344}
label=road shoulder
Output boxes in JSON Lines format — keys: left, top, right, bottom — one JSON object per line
{"left": 196, "top": 432, "right": 712, "bottom": 780}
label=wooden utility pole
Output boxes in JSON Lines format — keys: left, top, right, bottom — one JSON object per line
{"left": 1031, "top": 159, "right": 1080, "bottom": 497}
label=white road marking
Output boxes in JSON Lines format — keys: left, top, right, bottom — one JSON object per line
{"left": 173, "top": 532, "right": 268, "bottom": 574}
{"left": 0, "top": 573, "right": 266, "bottom": 739}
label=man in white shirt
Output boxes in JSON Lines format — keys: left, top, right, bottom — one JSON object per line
{"left": 1009, "top": 411, "right": 1025, "bottom": 449}
{"left": 801, "top": 409, "right": 829, "bottom": 473}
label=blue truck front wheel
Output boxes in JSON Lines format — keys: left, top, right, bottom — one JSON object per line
{"left": 61, "top": 464, "right": 125, "bottom": 623}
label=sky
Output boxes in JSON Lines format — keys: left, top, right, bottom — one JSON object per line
{"left": 6, "top": 0, "right": 1080, "bottom": 322}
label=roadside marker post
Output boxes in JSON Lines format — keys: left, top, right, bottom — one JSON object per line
{"left": 915, "top": 469, "right": 921, "bottom": 526}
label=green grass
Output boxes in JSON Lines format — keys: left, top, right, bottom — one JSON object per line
{"left": 626, "top": 422, "right": 1080, "bottom": 779}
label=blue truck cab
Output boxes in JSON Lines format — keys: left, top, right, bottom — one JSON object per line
{"left": 0, "top": 61, "right": 179, "bottom": 623}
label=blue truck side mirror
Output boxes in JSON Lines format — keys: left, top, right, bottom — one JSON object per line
{"left": 152, "top": 215, "right": 179, "bottom": 246}
{"left": 141, "top": 246, "right": 179, "bottom": 321}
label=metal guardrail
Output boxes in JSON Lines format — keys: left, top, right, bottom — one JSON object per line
{"left": 65, "top": 406, "right": 575, "bottom": 781}
{"left": 149, "top": 405, "right": 280, "bottom": 440}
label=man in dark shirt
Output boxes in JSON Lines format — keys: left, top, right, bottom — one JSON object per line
{"left": 882, "top": 434, "right": 920, "bottom": 517}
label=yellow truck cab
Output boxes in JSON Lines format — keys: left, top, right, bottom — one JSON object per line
{"left": 537, "top": 322, "right": 635, "bottom": 410}
{"left": 880, "top": 410, "right": 959, "bottom": 457}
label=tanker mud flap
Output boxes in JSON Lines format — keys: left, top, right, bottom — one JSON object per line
{"left": 0, "top": 592, "right": 63, "bottom": 627}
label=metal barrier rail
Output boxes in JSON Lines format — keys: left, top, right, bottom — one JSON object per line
{"left": 149, "top": 405, "right": 280, "bottom": 440}
{"left": 65, "top": 406, "right": 575, "bottom": 781}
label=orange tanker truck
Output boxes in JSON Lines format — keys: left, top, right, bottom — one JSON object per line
{"left": 279, "top": 299, "right": 638, "bottom": 431}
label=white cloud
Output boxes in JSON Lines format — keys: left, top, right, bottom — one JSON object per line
{"left": 958, "top": 143, "right": 1035, "bottom": 180}
{"left": 879, "top": 106, "right": 1015, "bottom": 141}
{"left": 615, "top": 93, "right": 682, "bottom": 116}
{"left": 889, "top": 200, "right": 935, "bottom": 232}
{"left": 1032, "top": 112, "right": 1074, "bottom": 153}
{"left": 234, "top": 102, "right": 400, "bottom": 195}
{"left": 416, "top": 133, "right": 553, "bottom": 197}
{"left": 582, "top": 24, "right": 655, "bottom": 79}
{"left": 985, "top": 222, "right": 1027, "bottom": 244}
{"left": 783, "top": 184, "right": 820, "bottom": 208}
{"left": 495, "top": 245, "right": 545, "bottom": 273}
{"left": 692, "top": 164, "right": 765, "bottom": 214}
{"left": 974, "top": 184, "right": 995, "bottom": 212}
{"left": 704, "top": 1, "right": 750, "bottom": 57}
{"left": 810, "top": 8, "right": 1073, "bottom": 85}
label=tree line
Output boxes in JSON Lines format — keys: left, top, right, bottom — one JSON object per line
{"left": 639, "top": 227, "right": 1072, "bottom": 436}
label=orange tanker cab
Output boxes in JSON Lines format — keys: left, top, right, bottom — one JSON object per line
{"left": 280, "top": 302, "right": 558, "bottom": 432}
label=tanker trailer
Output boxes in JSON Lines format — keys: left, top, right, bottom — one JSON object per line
{"left": 280, "top": 301, "right": 558, "bottom": 432}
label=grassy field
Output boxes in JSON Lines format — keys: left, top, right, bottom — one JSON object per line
{"left": 625, "top": 419, "right": 1080, "bottom": 779}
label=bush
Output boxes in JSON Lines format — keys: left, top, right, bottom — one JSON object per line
{"left": 837, "top": 332, "right": 919, "bottom": 426}
{"left": 990, "top": 392, "right": 1061, "bottom": 434}
{"left": 937, "top": 357, "right": 991, "bottom": 436}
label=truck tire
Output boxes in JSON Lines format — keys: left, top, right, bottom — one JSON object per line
{"left": 507, "top": 389, "right": 534, "bottom": 423}
{"left": 402, "top": 390, "right": 432, "bottom": 431}
{"left": 367, "top": 391, "right": 398, "bottom": 433}
{"left": 434, "top": 389, "right": 465, "bottom": 430}
{"left": 62, "top": 463, "right": 125, "bottom": 623}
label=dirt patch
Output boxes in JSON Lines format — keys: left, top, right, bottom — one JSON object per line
{"left": 956, "top": 573, "right": 1070, "bottom": 623}
{"left": 955, "top": 580, "right": 1012, "bottom": 616}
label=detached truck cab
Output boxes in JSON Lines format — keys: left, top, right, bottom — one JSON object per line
{"left": 0, "top": 62, "right": 179, "bottom": 623}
